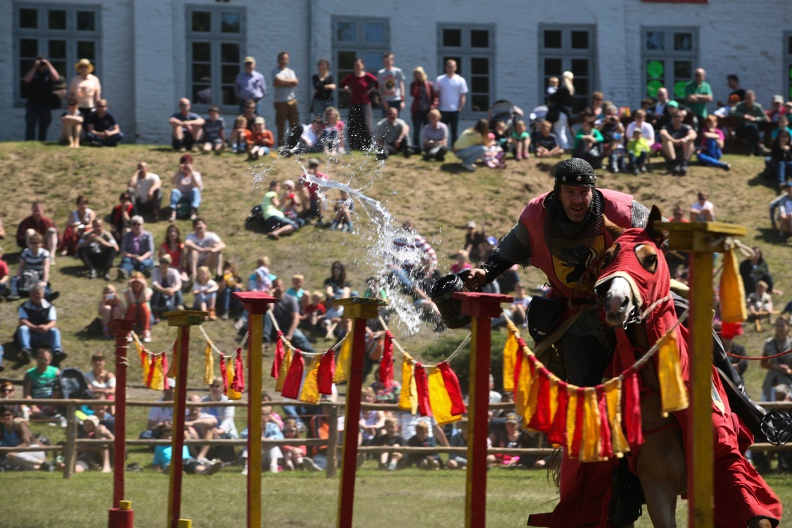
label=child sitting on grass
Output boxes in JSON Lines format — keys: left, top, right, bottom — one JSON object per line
{"left": 329, "top": 190, "right": 354, "bottom": 233}
{"left": 201, "top": 106, "right": 226, "bottom": 154}
{"left": 510, "top": 120, "right": 531, "bottom": 160}
{"left": 249, "top": 117, "right": 274, "bottom": 160}
{"left": 228, "top": 116, "right": 251, "bottom": 154}
{"left": 626, "top": 129, "right": 650, "bottom": 174}
{"left": 301, "top": 290, "right": 326, "bottom": 337}
{"left": 192, "top": 265, "right": 219, "bottom": 320}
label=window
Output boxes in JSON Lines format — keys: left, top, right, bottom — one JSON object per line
{"left": 332, "top": 17, "right": 389, "bottom": 108}
{"left": 13, "top": 3, "right": 101, "bottom": 104}
{"left": 438, "top": 24, "right": 495, "bottom": 114}
{"left": 641, "top": 27, "right": 698, "bottom": 101}
{"left": 186, "top": 5, "right": 245, "bottom": 109}
{"left": 538, "top": 25, "right": 596, "bottom": 113}
{"left": 785, "top": 33, "right": 792, "bottom": 103}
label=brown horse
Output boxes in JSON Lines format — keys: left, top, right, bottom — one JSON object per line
{"left": 594, "top": 207, "right": 779, "bottom": 528}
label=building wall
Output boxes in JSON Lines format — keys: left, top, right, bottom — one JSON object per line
{"left": 1, "top": 0, "right": 791, "bottom": 144}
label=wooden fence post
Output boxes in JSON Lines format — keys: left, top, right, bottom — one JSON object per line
{"left": 326, "top": 404, "right": 339, "bottom": 478}
{"left": 62, "top": 403, "right": 78, "bottom": 479}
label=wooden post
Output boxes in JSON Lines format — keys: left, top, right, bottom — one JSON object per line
{"left": 334, "top": 297, "right": 387, "bottom": 528}
{"left": 326, "top": 403, "right": 339, "bottom": 478}
{"left": 62, "top": 403, "right": 78, "bottom": 479}
{"left": 164, "top": 310, "right": 206, "bottom": 528}
{"left": 663, "top": 221, "right": 746, "bottom": 528}
{"left": 233, "top": 292, "right": 276, "bottom": 528}
{"left": 452, "top": 292, "right": 512, "bottom": 528}
{"left": 108, "top": 319, "right": 136, "bottom": 512}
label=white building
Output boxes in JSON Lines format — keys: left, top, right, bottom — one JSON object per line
{"left": 2, "top": 0, "right": 791, "bottom": 144}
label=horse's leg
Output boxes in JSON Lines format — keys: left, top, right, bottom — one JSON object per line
{"left": 747, "top": 519, "right": 773, "bottom": 528}
{"left": 635, "top": 428, "right": 686, "bottom": 528}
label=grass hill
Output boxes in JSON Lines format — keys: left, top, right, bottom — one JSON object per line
{"left": 0, "top": 141, "right": 789, "bottom": 400}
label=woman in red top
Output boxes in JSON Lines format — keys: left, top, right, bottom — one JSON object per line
{"left": 340, "top": 58, "right": 378, "bottom": 151}
{"left": 410, "top": 66, "right": 436, "bottom": 151}
{"left": 110, "top": 191, "right": 135, "bottom": 244}
{"left": 157, "top": 224, "right": 188, "bottom": 283}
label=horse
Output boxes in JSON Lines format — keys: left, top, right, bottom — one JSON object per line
{"left": 593, "top": 206, "right": 781, "bottom": 528}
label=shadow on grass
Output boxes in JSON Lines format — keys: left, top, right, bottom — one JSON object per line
{"left": 57, "top": 264, "right": 88, "bottom": 278}
{"left": 440, "top": 163, "right": 469, "bottom": 174}
{"left": 747, "top": 169, "right": 779, "bottom": 191}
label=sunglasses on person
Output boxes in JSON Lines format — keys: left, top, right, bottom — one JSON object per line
{"left": 211, "top": 384, "right": 222, "bottom": 388}
{"left": 0, "top": 388, "right": 13, "bottom": 394}
{"left": 131, "top": 223, "right": 142, "bottom": 226}
{"left": 1, "top": 413, "right": 13, "bottom": 418}
{"left": 179, "top": 103, "right": 189, "bottom": 107}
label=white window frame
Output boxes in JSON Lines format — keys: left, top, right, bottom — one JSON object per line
{"left": 437, "top": 23, "right": 496, "bottom": 116}
{"left": 185, "top": 4, "right": 246, "bottom": 112}
{"left": 538, "top": 24, "right": 597, "bottom": 114}
{"left": 13, "top": 2, "right": 101, "bottom": 106}
{"left": 641, "top": 26, "right": 699, "bottom": 102}
{"left": 331, "top": 16, "right": 390, "bottom": 109}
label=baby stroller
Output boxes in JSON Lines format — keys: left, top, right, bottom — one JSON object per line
{"left": 488, "top": 100, "right": 524, "bottom": 134}
{"left": 59, "top": 368, "right": 95, "bottom": 400}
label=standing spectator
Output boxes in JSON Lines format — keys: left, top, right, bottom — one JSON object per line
{"left": 84, "top": 353, "right": 116, "bottom": 400}
{"left": 0, "top": 406, "right": 49, "bottom": 471}
{"left": 410, "top": 66, "right": 436, "bottom": 151}
{"left": 58, "top": 194, "right": 95, "bottom": 257}
{"left": 16, "top": 287, "right": 64, "bottom": 366}
{"left": 272, "top": 51, "right": 300, "bottom": 147}
{"left": 191, "top": 265, "right": 219, "bottom": 319}
{"left": 235, "top": 56, "right": 266, "bottom": 114}
{"left": 184, "top": 218, "right": 225, "bottom": 279}
{"left": 684, "top": 67, "right": 713, "bottom": 128}
{"left": 374, "top": 107, "right": 411, "bottom": 159}
{"left": 378, "top": 53, "right": 406, "bottom": 116}
{"left": 150, "top": 254, "right": 183, "bottom": 320}
{"left": 531, "top": 120, "right": 564, "bottom": 158}
{"left": 310, "top": 58, "right": 335, "bottom": 118}
{"left": 546, "top": 71, "right": 575, "bottom": 151}
{"left": 60, "top": 99, "right": 83, "bottom": 148}
{"left": 16, "top": 201, "right": 58, "bottom": 256}
{"left": 760, "top": 317, "right": 792, "bottom": 401}
{"left": 69, "top": 59, "right": 101, "bottom": 118}
{"left": 420, "top": 109, "right": 448, "bottom": 162}
{"left": 435, "top": 59, "right": 469, "bottom": 144}
{"left": 98, "top": 285, "right": 125, "bottom": 339}
{"left": 84, "top": 99, "right": 124, "bottom": 146}
{"left": 168, "top": 154, "right": 203, "bottom": 222}
{"left": 124, "top": 272, "right": 152, "bottom": 342}
{"left": 8, "top": 233, "right": 57, "bottom": 301}
{"left": 340, "top": 59, "right": 379, "bottom": 151}
{"left": 128, "top": 162, "right": 162, "bottom": 219}
{"left": 690, "top": 191, "right": 715, "bottom": 222}
{"left": 660, "top": 108, "right": 697, "bottom": 175}
{"left": 158, "top": 224, "right": 188, "bottom": 283}
{"left": 453, "top": 118, "right": 491, "bottom": 172}
{"left": 77, "top": 219, "right": 118, "bottom": 280}
{"left": 696, "top": 115, "right": 731, "bottom": 171}
{"left": 770, "top": 183, "right": 792, "bottom": 239}
{"left": 119, "top": 216, "right": 155, "bottom": 279}
{"left": 109, "top": 192, "right": 135, "bottom": 244}
{"left": 23, "top": 55, "right": 60, "bottom": 141}
{"left": 201, "top": 106, "right": 226, "bottom": 154}
{"left": 265, "top": 278, "right": 314, "bottom": 352}
{"left": 169, "top": 98, "right": 205, "bottom": 153}
{"left": 771, "top": 130, "right": 792, "bottom": 188}
{"left": 729, "top": 90, "right": 768, "bottom": 156}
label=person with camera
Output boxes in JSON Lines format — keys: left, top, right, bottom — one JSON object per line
{"left": 22, "top": 55, "right": 60, "bottom": 142}
{"left": 77, "top": 218, "right": 118, "bottom": 280}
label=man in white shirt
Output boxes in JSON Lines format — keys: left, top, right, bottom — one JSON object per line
{"left": 184, "top": 217, "right": 225, "bottom": 279}
{"left": 434, "top": 59, "right": 468, "bottom": 144}
{"left": 272, "top": 51, "right": 300, "bottom": 147}
{"left": 128, "top": 162, "right": 162, "bottom": 218}
{"left": 378, "top": 53, "right": 406, "bottom": 117}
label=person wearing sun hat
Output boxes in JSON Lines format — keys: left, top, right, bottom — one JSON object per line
{"left": 68, "top": 58, "right": 101, "bottom": 118}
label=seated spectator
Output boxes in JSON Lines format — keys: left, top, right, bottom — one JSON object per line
{"left": 453, "top": 118, "right": 491, "bottom": 172}
{"left": 264, "top": 278, "right": 314, "bottom": 352}
{"left": 218, "top": 260, "right": 242, "bottom": 321}
{"left": 321, "top": 293, "right": 346, "bottom": 340}
{"left": 766, "top": 94, "right": 786, "bottom": 125}
{"left": 739, "top": 247, "right": 775, "bottom": 297}
{"left": 192, "top": 265, "right": 218, "bottom": 319}
{"left": 301, "top": 290, "right": 326, "bottom": 337}
{"left": 202, "top": 377, "right": 239, "bottom": 440}
{"left": 248, "top": 117, "right": 275, "bottom": 160}
{"left": 158, "top": 224, "right": 188, "bottom": 283}
{"left": 370, "top": 416, "right": 404, "bottom": 470}
{"left": 283, "top": 116, "right": 327, "bottom": 155}
{"left": 625, "top": 109, "right": 655, "bottom": 145}
{"left": 124, "top": 272, "right": 152, "bottom": 342}
{"left": 169, "top": 98, "right": 205, "bottom": 152}
{"left": 248, "top": 256, "right": 274, "bottom": 293}
{"left": 324, "top": 261, "right": 352, "bottom": 299}
{"left": 185, "top": 218, "right": 225, "bottom": 279}
{"left": 150, "top": 254, "right": 184, "bottom": 320}
{"left": 771, "top": 130, "right": 792, "bottom": 189}
{"left": 597, "top": 105, "right": 625, "bottom": 173}
{"left": 579, "top": 91, "right": 605, "bottom": 124}
{"left": 0, "top": 406, "right": 49, "bottom": 471}
{"left": 531, "top": 120, "right": 564, "bottom": 158}
{"left": 713, "top": 93, "right": 741, "bottom": 119}
{"left": 143, "top": 385, "right": 174, "bottom": 436}
{"left": 109, "top": 192, "right": 135, "bottom": 245}
{"left": 298, "top": 158, "right": 328, "bottom": 223}
{"left": 98, "top": 285, "right": 125, "bottom": 339}
{"left": 647, "top": 87, "right": 673, "bottom": 140}
{"left": 16, "top": 201, "right": 58, "bottom": 257}
{"left": 78, "top": 219, "right": 117, "bottom": 280}
{"left": 420, "top": 109, "right": 449, "bottom": 161}
{"left": 690, "top": 191, "right": 715, "bottom": 222}
{"left": 572, "top": 119, "right": 604, "bottom": 169}
{"left": 0, "top": 382, "right": 29, "bottom": 420}
{"left": 0, "top": 245, "right": 9, "bottom": 300}
{"left": 510, "top": 120, "right": 531, "bottom": 160}
{"left": 760, "top": 317, "right": 792, "bottom": 401}
{"left": 228, "top": 116, "right": 252, "bottom": 154}
{"left": 626, "top": 129, "right": 650, "bottom": 174}
{"left": 262, "top": 181, "right": 305, "bottom": 240}
{"left": 329, "top": 190, "right": 354, "bottom": 233}
{"left": 280, "top": 417, "right": 305, "bottom": 471}
{"left": 285, "top": 274, "right": 308, "bottom": 313}
{"left": 374, "top": 107, "right": 411, "bottom": 159}
{"left": 660, "top": 108, "right": 697, "bottom": 176}
{"left": 128, "top": 162, "right": 162, "bottom": 219}
{"left": 8, "top": 233, "right": 56, "bottom": 300}
{"left": 462, "top": 221, "right": 487, "bottom": 264}
{"left": 241, "top": 405, "right": 284, "bottom": 474}
{"left": 770, "top": 114, "right": 792, "bottom": 142}
{"left": 74, "top": 414, "right": 114, "bottom": 473}
{"left": 58, "top": 194, "right": 95, "bottom": 257}
{"left": 119, "top": 216, "right": 155, "bottom": 278}
{"left": 450, "top": 250, "right": 472, "bottom": 274}
{"left": 201, "top": 106, "right": 226, "bottom": 154}
{"left": 360, "top": 388, "right": 385, "bottom": 448}
{"left": 748, "top": 280, "right": 773, "bottom": 319}
{"left": 696, "top": 115, "right": 731, "bottom": 171}
{"left": 168, "top": 154, "right": 203, "bottom": 222}
{"left": 59, "top": 98, "right": 83, "bottom": 148}
{"left": 84, "top": 99, "right": 124, "bottom": 147}
{"left": 151, "top": 423, "right": 221, "bottom": 475}
{"left": 770, "top": 183, "right": 792, "bottom": 239}
{"left": 730, "top": 90, "right": 769, "bottom": 156}
{"left": 279, "top": 180, "right": 303, "bottom": 222}
{"left": 23, "top": 348, "right": 61, "bottom": 419}
{"left": 239, "top": 100, "right": 259, "bottom": 131}
{"left": 184, "top": 394, "right": 219, "bottom": 462}
{"left": 506, "top": 282, "right": 530, "bottom": 326}
{"left": 16, "top": 287, "right": 64, "bottom": 365}
{"left": 323, "top": 106, "right": 346, "bottom": 155}
{"left": 406, "top": 420, "right": 442, "bottom": 469}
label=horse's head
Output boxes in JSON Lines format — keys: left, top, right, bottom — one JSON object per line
{"left": 594, "top": 206, "right": 669, "bottom": 328}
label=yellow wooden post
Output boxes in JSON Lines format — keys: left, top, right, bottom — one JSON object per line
{"left": 663, "top": 221, "right": 746, "bottom": 528}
